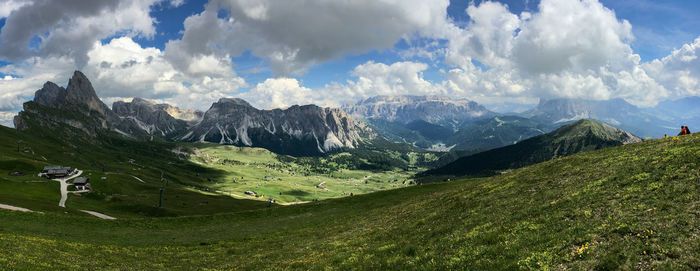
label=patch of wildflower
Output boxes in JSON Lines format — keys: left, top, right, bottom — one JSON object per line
{"left": 575, "top": 242, "right": 589, "bottom": 258}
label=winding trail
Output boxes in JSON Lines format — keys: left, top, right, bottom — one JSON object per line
{"left": 0, "top": 203, "right": 33, "bottom": 212}
{"left": 131, "top": 175, "right": 145, "bottom": 183}
{"left": 80, "top": 210, "right": 116, "bottom": 220}
{"left": 53, "top": 170, "right": 83, "bottom": 208}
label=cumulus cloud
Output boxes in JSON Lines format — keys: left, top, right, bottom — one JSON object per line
{"left": 237, "top": 78, "right": 314, "bottom": 109}
{"left": 84, "top": 37, "right": 246, "bottom": 110}
{"left": 440, "top": 0, "right": 678, "bottom": 106}
{"left": 0, "top": 0, "right": 30, "bottom": 18}
{"left": 0, "top": 0, "right": 160, "bottom": 66}
{"left": 512, "top": 0, "right": 637, "bottom": 74}
{"left": 234, "top": 61, "right": 446, "bottom": 109}
{"left": 0, "top": 56, "right": 77, "bottom": 111}
{"left": 643, "top": 37, "right": 700, "bottom": 99}
{"left": 0, "top": 111, "right": 15, "bottom": 128}
{"left": 166, "top": 0, "right": 453, "bottom": 76}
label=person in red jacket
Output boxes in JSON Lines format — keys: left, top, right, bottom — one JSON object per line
{"left": 678, "top": 126, "right": 687, "bottom": 136}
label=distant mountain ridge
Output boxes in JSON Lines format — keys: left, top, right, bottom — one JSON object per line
{"left": 344, "top": 95, "right": 551, "bottom": 151}
{"left": 523, "top": 98, "right": 674, "bottom": 138}
{"left": 13, "top": 71, "right": 373, "bottom": 156}
{"left": 421, "top": 119, "right": 642, "bottom": 179}
{"left": 343, "top": 95, "right": 494, "bottom": 126}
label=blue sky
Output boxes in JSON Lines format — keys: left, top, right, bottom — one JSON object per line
{"left": 0, "top": 0, "right": 700, "bottom": 125}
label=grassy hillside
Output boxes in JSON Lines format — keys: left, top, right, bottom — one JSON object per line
{"left": 0, "top": 120, "right": 434, "bottom": 216}
{"left": 1, "top": 129, "right": 699, "bottom": 269}
{"left": 423, "top": 119, "right": 640, "bottom": 179}
{"left": 0, "top": 124, "right": 269, "bottom": 218}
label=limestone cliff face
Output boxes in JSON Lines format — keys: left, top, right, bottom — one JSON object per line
{"left": 181, "top": 98, "right": 373, "bottom": 156}
{"left": 112, "top": 98, "right": 202, "bottom": 139}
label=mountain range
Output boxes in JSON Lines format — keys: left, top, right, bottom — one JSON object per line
{"left": 14, "top": 71, "right": 372, "bottom": 156}
{"left": 179, "top": 98, "right": 372, "bottom": 155}
{"left": 12, "top": 71, "right": 698, "bottom": 158}
{"left": 421, "top": 119, "right": 642, "bottom": 179}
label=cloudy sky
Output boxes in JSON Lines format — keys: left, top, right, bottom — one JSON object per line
{"left": 1, "top": 0, "right": 700, "bottom": 127}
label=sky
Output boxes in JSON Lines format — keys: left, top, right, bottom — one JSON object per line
{"left": 1, "top": 0, "right": 700, "bottom": 127}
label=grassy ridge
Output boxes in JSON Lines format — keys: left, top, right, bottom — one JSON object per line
{"left": 1, "top": 131, "right": 699, "bottom": 269}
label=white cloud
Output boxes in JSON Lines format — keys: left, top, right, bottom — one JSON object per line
{"left": 643, "top": 37, "right": 700, "bottom": 99}
{"left": 439, "top": 0, "right": 679, "bottom": 107}
{"left": 0, "top": 111, "right": 15, "bottom": 128}
{"left": 0, "top": 0, "right": 30, "bottom": 18}
{"left": 237, "top": 78, "right": 314, "bottom": 109}
{"left": 446, "top": 1, "right": 520, "bottom": 68}
{"left": 84, "top": 37, "right": 247, "bottom": 110}
{"left": 166, "top": 0, "right": 453, "bottom": 76}
{"left": 169, "top": 0, "right": 184, "bottom": 7}
{"left": 0, "top": 56, "right": 77, "bottom": 111}
{"left": 513, "top": 0, "right": 637, "bottom": 74}
{"left": 234, "top": 61, "right": 448, "bottom": 109}
{"left": 0, "top": 0, "right": 161, "bottom": 66}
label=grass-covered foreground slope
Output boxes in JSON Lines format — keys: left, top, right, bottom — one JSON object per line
{"left": 1, "top": 132, "right": 699, "bottom": 269}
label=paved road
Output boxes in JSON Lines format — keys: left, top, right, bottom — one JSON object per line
{"left": 53, "top": 170, "right": 83, "bottom": 208}
{"left": 80, "top": 210, "right": 116, "bottom": 220}
{"left": 0, "top": 203, "right": 33, "bottom": 212}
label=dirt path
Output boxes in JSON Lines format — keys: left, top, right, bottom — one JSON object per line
{"left": 80, "top": 210, "right": 116, "bottom": 220}
{"left": 131, "top": 175, "right": 145, "bottom": 183}
{"left": 0, "top": 203, "right": 33, "bottom": 212}
{"left": 53, "top": 170, "right": 83, "bottom": 208}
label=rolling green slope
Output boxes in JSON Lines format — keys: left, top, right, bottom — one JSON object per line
{"left": 1, "top": 129, "right": 699, "bottom": 269}
{"left": 0, "top": 123, "right": 269, "bottom": 218}
{"left": 423, "top": 119, "right": 641, "bottom": 179}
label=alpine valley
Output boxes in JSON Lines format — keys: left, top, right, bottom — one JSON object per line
{"left": 2, "top": 71, "right": 700, "bottom": 270}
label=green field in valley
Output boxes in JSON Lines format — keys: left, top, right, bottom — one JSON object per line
{"left": 190, "top": 144, "right": 419, "bottom": 204}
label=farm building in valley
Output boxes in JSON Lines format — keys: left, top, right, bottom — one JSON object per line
{"left": 73, "top": 177, "right": 90, "bottom": 191}
{"left": 41, "top": 166, "right": 74, "bottom": 179}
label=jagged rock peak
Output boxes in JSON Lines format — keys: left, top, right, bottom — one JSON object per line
{"left": 65, "top": 71, "right": 99, "bottom": 103}
{"left": 34, "top": 81, "right": 65, "bottom": 107}
{"left": 215, "top": 97, "right": 254, "bottom": 108}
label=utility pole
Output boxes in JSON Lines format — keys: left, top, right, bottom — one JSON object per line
{"left": 17, "top": 140, "right": 22, "bottom": 152}
{"left": 158, "top": 170, "right": 168, "bottom": 208}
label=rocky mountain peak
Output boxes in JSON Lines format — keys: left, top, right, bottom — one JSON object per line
{"left": 216, "top": 98, "right": 254, "bottom": 108}
{"left": 34, "top": 81, "right": 66, "bottom": 107}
